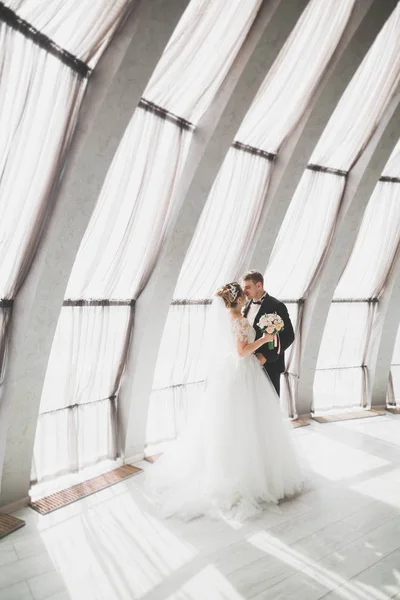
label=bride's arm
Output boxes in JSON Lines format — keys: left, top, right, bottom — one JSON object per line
{"left": 237, "top": 332, "right": 273, "bottom": 358}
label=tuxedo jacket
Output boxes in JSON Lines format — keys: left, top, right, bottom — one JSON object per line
{"left": 243, "top": 293, "right": 294, "bottom": 376}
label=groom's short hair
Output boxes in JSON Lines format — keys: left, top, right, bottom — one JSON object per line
{"left": 243, "top": 270, "right": 264, "bottom": 286}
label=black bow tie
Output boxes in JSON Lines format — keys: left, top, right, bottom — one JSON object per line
{"left": 252, "top": 294, "right": 266, "bottom": 306}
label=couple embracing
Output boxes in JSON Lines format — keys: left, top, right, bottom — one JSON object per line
{"left": 145, "top": 270, "right": 303, "bottom": 522}
{"left": 241, "top": 269, "right": 294, "bottom": 397}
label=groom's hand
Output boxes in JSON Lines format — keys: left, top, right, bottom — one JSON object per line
{"left": 256, "top": 353, "right": 267, "bottom": 365}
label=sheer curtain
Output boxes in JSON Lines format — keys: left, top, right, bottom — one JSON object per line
{"left": 314, "top": 303, "right": 374, "bottom": 412}
{"left": 313, "top": 138, "right": 400, "bottom": 412}
{"left": 263, "top": 3, "right": 400, "bottom": 416}
{"left": 387, "top": 138, "right": 400, "bottom": 408}
{"left": 0, "top": 35, "right": 84, "bottom": 297}
{"left": 266, "top": 4, "right": 400, "bottom": 299}
{"left": 147, "top": 302, "right": 210, "bottom": 445}
{"left": 3, "top": 0, "right": 130, "bottom": 67}
{"left": 34, "top": 0, "right": 264, "bottom": 482}
{"left": 236, "top": 0, "right": 356, "bottom": 152}
{"left": 0, "top": 1, "right": 130, "bottom": 478}
{"left": 316, "top": 142, "right": 400, "bottom": 413}
{"left": 388, "top": 326, "right": 400, "bottom": 407}
{"left": 66, "top": 112, "right": 191, "bottom": 300}
{"left": 145, "top": 0, "right": 263, "bottom": 123}
{"left": 33, "top": 304, "right": 131, "bottom": 481}
{"left": 148, "top": 0, "right": 359, "bottom": 445}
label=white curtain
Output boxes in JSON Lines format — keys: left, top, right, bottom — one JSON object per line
{"left": 36, "top": 0, "right": 263, "bottom": 481}
{"left": 145, "top": 0, "right": 263, "bottom": 123}
{"left": 33, "top": 400, "right": 117, "bottom": 483}
{"left": 38, "top": 113, "right": 191, "bottom": 477}
{"left": 0, "top": 35, "right": 84, "bottom": 298}
{"left": 66, "top": 112, "right": 191, "bottom": 299}
{"left": 335, "top": 189, "right": 400, "bottom": 299}
{"left": 310, "top": 7, "right": 400, "bottom": 171}
{"left": 388, "top": 326, "right": 400, "bottom": 407}
{"left": 0, "top": 3, "right": 129, "bottom": 384}
{"left": 0, "top": 2, "right": 131, "bottom": 482}
{"left": 3, "top": 0, "right": 130, "bottom": 67}
{"left": 147, "top": 303, "right": 210, "bottom": 445}
{"left": 264, "top": 4, "right": 400, "bottom": 415}
{"left": 175, "top": 149, "right": 274, "bottom": 300}
{"left": 33, "top": 305, "right": 132, "bottom": 480}
{"left": 266, "top": 171, "right": 347, "bottom": 300}
{"left": 236, "top": 0, "right": 356, "bottom": 152}
{"left": 0, "top": 0, "right": 131, "bottom": 296}
{"left": 313, "top": 139, "right": 400, "bottom": 412}
{"left": 314, "top": 303, "right": 373, "bottom": 411}
{"left": 266, "top": 3, "right": 400, "bottom": 299}
{"left": 387, "top": 141, "right": 400, "bottom": 408}
{"left": 175, "top": 0, "right": 357, "bottom": 300}
{"left": 41, "top": 306, "right": 133, "bottom": 409}
{"left": 148, "top": 0, "right": 358, "bottom": 444}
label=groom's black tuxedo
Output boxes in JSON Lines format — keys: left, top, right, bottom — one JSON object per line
{"left": 243, "top": 293, "right": 294, "bottom": 396}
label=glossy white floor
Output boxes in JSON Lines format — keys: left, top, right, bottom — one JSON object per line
{"left": 1, "top": 414, "right": 400, "bottom": 600}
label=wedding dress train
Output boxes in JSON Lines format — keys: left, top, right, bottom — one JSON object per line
{"left": 144, "top": 297, "right": 303, "bottom": 521}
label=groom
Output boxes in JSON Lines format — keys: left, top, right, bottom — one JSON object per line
{"left": 242, "top": 270, "right": 294, "bottom": 396}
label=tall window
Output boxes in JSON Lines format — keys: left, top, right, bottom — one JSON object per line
{"left": 315, "top": 138, "right": 400, "bottom": 412}
{"left": 148, "top": 0, "right": 358, "bottom": 445}
{"left": 0, "top": 0, "right": 132, "bottom": 481}
{"left": 33, "top": 0, "right": 264, "bottom": 482}
{"left": 263, "top": 3, "right": 400, "bottom": 415}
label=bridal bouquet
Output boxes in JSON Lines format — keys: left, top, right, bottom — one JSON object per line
{"left": 257, "top": 312, "right": 284, "bottom": 349}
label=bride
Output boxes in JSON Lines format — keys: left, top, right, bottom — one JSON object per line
{"left": 144, "top": 281, "right": 303, "bottom": 521}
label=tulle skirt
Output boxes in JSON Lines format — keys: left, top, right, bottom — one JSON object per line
{"left": 144, "top": 355, "right": 303, "bottom": 522}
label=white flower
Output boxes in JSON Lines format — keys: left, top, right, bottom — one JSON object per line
{"left": 258, "top": 315, "right": 269, "bottom": 328}
{"left": 258, "top": 312, "right": 285, "bottom": 334}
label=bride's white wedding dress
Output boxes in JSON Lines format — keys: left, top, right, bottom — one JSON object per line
{"left": 145, "top": 297, "right": 303, "bottom": 521}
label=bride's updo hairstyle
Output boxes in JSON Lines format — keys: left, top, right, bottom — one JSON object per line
{"left": 216, "top": 282, "right": 243, "bottom": 308}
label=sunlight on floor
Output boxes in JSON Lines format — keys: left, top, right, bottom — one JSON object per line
{"left": 2, "top": 417, "right": 400, "bottom": 600}
{"left": 340, "top": 419, "right": 400, "bottom": 448}
{"left": 351, "top": 468, "right": 400, "bottom": 508}
{"left": 39, "top": 492, "right": 198, "bottom": 598}
{"left": 248, "top": 530, "right": 399, "bottom": 600}
{"left": 299, "top": 430, "right": 389, "bottom": 481}
{"left": 166, "top": 564, "right": 247, "bottom": 600}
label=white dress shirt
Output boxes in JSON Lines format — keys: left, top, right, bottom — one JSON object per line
{"left": 246, "top": 294, "right": 266, "bottom": 327}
